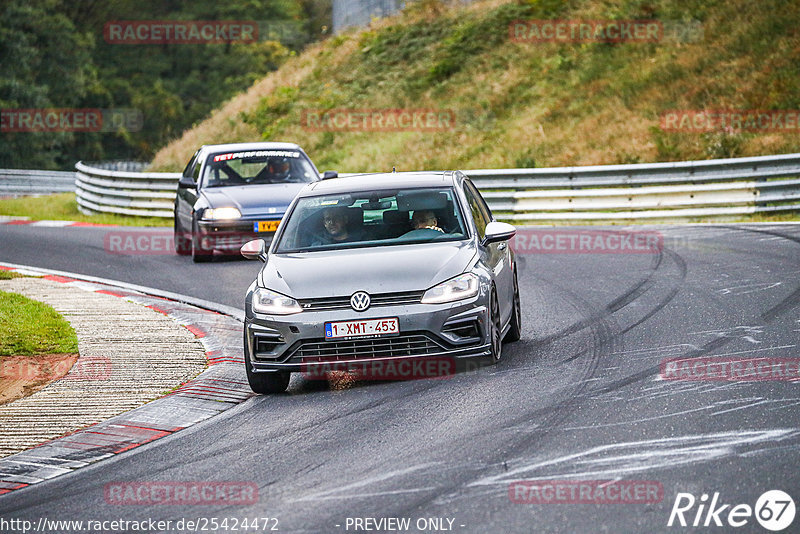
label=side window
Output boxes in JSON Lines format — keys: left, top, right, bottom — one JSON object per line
{"left": 182, "top": 149, "right": 200, "bottom": 178}
{"left": 192, "top": 160, "right": 202, "bottom": 182}
{"left": 463, "top": 181, "right": 489, "bottom": 239}
{"left": 467, "top": 179, "right": 493, "bottom": 222}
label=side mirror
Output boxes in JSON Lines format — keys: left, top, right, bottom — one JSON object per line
{"left": 481, "top": 221, "right": 516, "bottom": 246}
{"left": 322, "top": 170, "right": 338, "bottom": 180}
{"left": 241, "top": 239, "right": 267, "bottom": 262}
{"left": 178, "top": 175, "right": 197, "bottom": 189}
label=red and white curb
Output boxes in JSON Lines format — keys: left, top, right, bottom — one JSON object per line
{"left": 0, "top": 263, "right": 252, "bottom": 497}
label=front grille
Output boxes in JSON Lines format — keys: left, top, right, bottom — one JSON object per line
{"left": 287, "top": 333, "right": 444, "bottom": 362}
{"left": 297, "top": 290, "right": 423, "bottom": 312}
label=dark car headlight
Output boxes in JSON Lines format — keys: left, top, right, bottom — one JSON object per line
{"left": 202, "top": 207, "right": 242, "bottom": 220}
{"left": 421, "top": 273, "right": 479, "bottom": 304}
{"left": 252, "top": 287, "right": 302, "bottom": 315}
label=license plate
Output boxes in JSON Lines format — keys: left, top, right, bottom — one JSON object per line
{"left": 254, "top": 220, "right": 280, "bottom": 233}
{"left": 325, "top": 317, "right": 399, "bottom": 339}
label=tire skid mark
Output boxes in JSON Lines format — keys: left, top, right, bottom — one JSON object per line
{"left": 507, "top": 227, "right": 800, "bottom": 425}
{"left": 533, "top": 246, "right": 681, "bottom": 350}
{"left": 468, "top": 429, "right": 800, "bottom": 487}
{"left": 501, "top": 246, "right": 683, "bottom": 431}
{"left": 396, "top": 228, "right": 800, "bottom": 510}
{"left": 389, "top": 243, "right": 687, "bottom": 513}
{"left": 558, "top": 248, "right": 686, "bottom": 365}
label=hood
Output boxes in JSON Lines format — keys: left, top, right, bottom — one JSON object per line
{"left": 200, "top": 184, "right": 306, "bottom": 217}
{"left": 259, "top": 241, "right": 476, "bottom": 298}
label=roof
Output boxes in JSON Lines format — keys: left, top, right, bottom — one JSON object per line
{"left": 302, "top": 171, "right": 458, "bottom": 196}
{"left": 200, "top": 142, "right": 302, "bottom": 154}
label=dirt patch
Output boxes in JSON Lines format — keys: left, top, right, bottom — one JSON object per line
{"left": 0, "top": 353, "right": 79, "bottom": 405}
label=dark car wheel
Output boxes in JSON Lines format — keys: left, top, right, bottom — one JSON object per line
{"left": 245, "top": 362, "right": 291, "bottom": 394}
{"left": 485, "top": 288, "right": 502, "bottom": 364}
{"left": 504, "top": 269, "right": 522, "bottom": 343}
{"left": 191, "top": 219, "right": 213, "bottom": 263}
{"left": 174, "top": 218, "right": 191, "bottom": 256}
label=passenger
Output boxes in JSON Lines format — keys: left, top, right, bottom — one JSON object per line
{"left": 401, "top": 210, "right": 445, "bottom": 239}
{"left": 411, "top": 210, "right": 444, "bottom": 233}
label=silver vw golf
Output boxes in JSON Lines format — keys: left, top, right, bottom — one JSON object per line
{"left": 240, "top": 171, "right": 522, "bottom": 393}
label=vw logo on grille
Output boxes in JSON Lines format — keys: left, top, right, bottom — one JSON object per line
{"left": 350, "top": 291, "right": 371, "bottom": 311}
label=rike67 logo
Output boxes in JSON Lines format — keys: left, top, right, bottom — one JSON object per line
{"left": 668, "top": 490, "right": 795, "bottom": 531}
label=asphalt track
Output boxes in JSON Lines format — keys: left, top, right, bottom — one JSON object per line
{"left": 1, "top": 223, "right": 800, "bottom": 533}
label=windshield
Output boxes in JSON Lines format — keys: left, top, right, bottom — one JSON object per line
{"left": 201, "top": 149, "right": 317, "bottom": 187}
{"left": 275, "top": 187, "right": 468, "bottom": 253}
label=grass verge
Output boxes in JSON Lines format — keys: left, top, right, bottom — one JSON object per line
{"left": 0, "top": 271, "right": 27, "bottom": 280}
{"left": 0, "top": 290, "right": 79, "bottom": 356}
{"left": 0, "top": 193, "right": 172, "bottom": 227}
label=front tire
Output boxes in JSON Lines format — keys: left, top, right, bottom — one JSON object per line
{"left": 504, "top": 268, "right": 522, "bottom": 343}
{"left": 174, "top": 217, "right": 190, "bottom": 256}
{"left": 485, "top": 289, "right": 502, "bottom": 365}
{"left": 191, "top": 219, "right": 212, "bottom": 263}
{"left": 245, "top": 361, "right": 291, "bottom": 394}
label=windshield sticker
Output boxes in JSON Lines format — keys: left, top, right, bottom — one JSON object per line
{"left": 213, "top": 150, "right": 300, "bottom": 162}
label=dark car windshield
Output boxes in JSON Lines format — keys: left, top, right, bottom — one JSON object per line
{"left": 201, "top": 149, "right": 317, "bottom": 187}
{"left": 275, "top": 187, "right": 468, "bottom": 253}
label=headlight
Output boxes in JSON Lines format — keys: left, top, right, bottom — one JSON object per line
{"left": 421, "top": 273, "right": 479, "bottom": 304}
{"left": 252, "top": 287, "right": 302, "bottom": 315}
{"left": 203, "top": 207, "right": 241, "bottom": 220}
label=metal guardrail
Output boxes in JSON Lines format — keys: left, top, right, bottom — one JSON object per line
{"left": 74, "top": 161, "right": 179, "bottom": 217}
{"left": 0, "top": 169, "right": 76, "bottom": 197}
{"left": 466, "top": 153, "right": 800, "bottom": 221}
{"left": 7, "top": 153, "right": 800, "bottom": 221}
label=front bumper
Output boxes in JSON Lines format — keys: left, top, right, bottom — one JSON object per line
{"left": 244, "top": 294, "right": 491, "bottom": 373}
{"left": 195, "top": 218, "right": 277, "bottom": 253}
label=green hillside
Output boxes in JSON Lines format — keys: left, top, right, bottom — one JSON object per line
{"left": 150, "top": 0, "right": 800, "bottom": 173}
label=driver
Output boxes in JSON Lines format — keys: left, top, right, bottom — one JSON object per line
{"left": 266, "top": 157, "right": 291, "bottom": 181}
{"left": 311, "top": 207, "right": 362, "bottom": 245}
